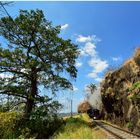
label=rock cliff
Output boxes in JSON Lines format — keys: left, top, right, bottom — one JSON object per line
{"left": 101, "top": 48, "right": 140, "bottom": 134}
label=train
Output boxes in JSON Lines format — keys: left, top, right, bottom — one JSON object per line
{"left": 87, "top": 108, "right": 100, "bottom": 120}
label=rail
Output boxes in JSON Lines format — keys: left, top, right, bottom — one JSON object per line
{"left": 95, "top": 120, "right": 140, "bottom": 139}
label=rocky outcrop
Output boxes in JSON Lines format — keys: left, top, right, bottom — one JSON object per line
{"left": 101, "top": 48, "right": 140, "bottom": 134}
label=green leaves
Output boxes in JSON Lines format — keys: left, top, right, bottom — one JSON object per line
{"left": 128, "top": 81, "right": 140, "bottom": 105}
{"left": 0, "top": 9, "right": 79, "bottom": 115}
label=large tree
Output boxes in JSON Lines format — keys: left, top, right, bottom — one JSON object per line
{"left": 0, "top": 10, "right": 79, "bottom": 118}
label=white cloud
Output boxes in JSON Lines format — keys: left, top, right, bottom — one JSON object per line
{"left": 76, "top": 35, "right": 93, "bottom": 43}
{"left": 87, "top": 72, "right": 98, "bottom": 78}
{"left": 112, "top": 56, "right": 121, "bottom": 61}
{"left": 87, "top": 57, "right": 108, "bottom": 81}
{"left": 88, "top": 58, "right": 108, "bottom": 73}
{"left": 61, "top": 24, "right": 69, "bottom": 30}
{"left": 95, "top": 77, "right": 103, "bottom": 82}
{"left": 81, "top": 42, "right": 97, "bottom": 57}
{"left": 76, "top": 34, "right": 108, "bottom": 83}
{"left": 76, "top": 35, "right": 101, "bottom": 43}
{"left": 73, "top": 85, "right": 78, "bottom": 92}
{"left": 75, "top": 61, "right": 83, "bottom": 67}
{"left": 87, "top": 71, "right": 104, "bottom": 82}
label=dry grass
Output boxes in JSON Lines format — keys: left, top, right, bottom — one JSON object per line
{"left": 53, "top": 113, "right": 107, "bottom": 139}
{"left": 123, "top": 59, "right": 135, "bottom": 66}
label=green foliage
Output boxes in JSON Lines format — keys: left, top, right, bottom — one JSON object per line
{"left": 0, "top": 105, "right": 63, "bottom": 139}
{"left": 18, "top": 99, "right": 63, "bottom": 138}
{"left": 128, "top": 82, "right": 140, "bottom": 105}
{"left": 18, "top": 106, "right": 63, "bottom": 138}
{"left": 126, "top": 121, "right": 134, "bottom": 131}
{"left": 53, "top": 114, "right": 107, "bottom": 139}
{"left": 0, "top": 9, "right": 79, "bottom": 139}
{"left": 53, "top": 117, "right": 93, "bottom": 139}
{"left": 130, "top": 81, "right": 140, "bottom": 91}
{"left": 25, "top": 114, "right": 63, "bottom": 138}
{"left": 0, "top": 9, "right": 79, "bottom": 116}
{"left": 0, "top": 95, "right": 26, "bottom": 112}
{"left": 0, "top": 112, "right": 22, "bottom": 138}
{"left": 0, "top": 103, "right": 9, "bottom": 112}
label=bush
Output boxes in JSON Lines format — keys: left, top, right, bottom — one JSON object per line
{"left": 0, "top": 112, "right": 22, "bottom": 138}
{"left": 128, "top": 82, "right": 140, "bottom": 105}
{"left": 22, "top": 114, "right": 63, "bottom": 138}
{"left": 0, "top": 100, "right": 64, "bottom": 139}
{"left": 18, "top": 104, "right": 64, "bottom": 139}
{"left": 126, "top": 121, "right": 134, "bottom": 131}
{"left": 0, "top": 111, "right": 63, "bottom": 139}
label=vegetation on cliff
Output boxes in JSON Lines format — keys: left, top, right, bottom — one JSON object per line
{"left": 101, "top": 48, "right": 140, "bottom": 134}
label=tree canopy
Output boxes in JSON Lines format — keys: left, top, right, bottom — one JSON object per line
{"left": 0, "top": 9, "right": 79, "bottom": 117}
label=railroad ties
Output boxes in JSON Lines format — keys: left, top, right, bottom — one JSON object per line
{"left": 94, "top": 120, "right": 140, "bottom": 139}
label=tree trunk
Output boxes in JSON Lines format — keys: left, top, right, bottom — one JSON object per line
{"left": 24, "top": 67, "right": 37, "bottom": 119}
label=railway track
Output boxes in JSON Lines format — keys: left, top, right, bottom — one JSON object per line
{"left": 94, "top": 120, "right": 140, "bottom": 139}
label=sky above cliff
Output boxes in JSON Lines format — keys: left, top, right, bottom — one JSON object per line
{"left": 1, "top": 1, "right": 140, "bottom": 112}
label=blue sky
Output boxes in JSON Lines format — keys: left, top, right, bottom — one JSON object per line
{"left": 2, "top": 1, "right": 140, "bottom": 112}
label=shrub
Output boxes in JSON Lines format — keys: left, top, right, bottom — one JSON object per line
{"left": 23, "top": 114, "right": 63, "bottom": 139}
{"left": 0, "top": 112, "right": 22, "bottom": 138}
{"left": 17, "top": 103, "right": 64, "bottom": 139}
{"left": 0, "top": 106, "right": 63, "bottom": 139}
{"left": 128, "top": 82, "right": 140, "bottom": 105}
{"left": 126, "top": 121, "right": 134, "bottom": 131}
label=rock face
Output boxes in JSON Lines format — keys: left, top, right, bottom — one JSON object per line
{"left": 101, "top": 48, "right": 140, "bottom": 134}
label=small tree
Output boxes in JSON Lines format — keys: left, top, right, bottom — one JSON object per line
{"left": 0, "top": 10, "right": 79, "bottom": 118}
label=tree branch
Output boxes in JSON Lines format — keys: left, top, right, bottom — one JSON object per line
{"left": 0, "top": 90, "right": 27, "bottom": 99}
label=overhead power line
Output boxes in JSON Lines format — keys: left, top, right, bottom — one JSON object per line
{"left": 0, "top": 2, "right": 13, "bottom": 18}
{"left": 0, "top": 2, "right": 26, "bottom": 47}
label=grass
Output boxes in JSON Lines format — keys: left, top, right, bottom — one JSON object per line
{"left": 52, "top": 113, "right": 108, "bottom": 139}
